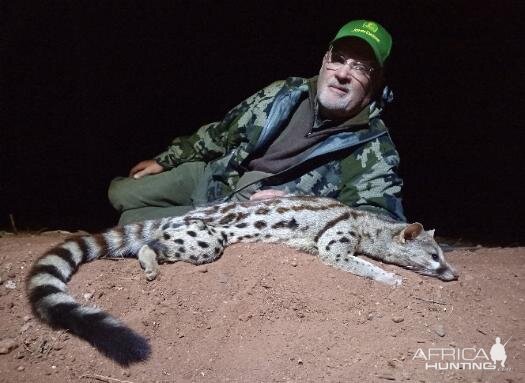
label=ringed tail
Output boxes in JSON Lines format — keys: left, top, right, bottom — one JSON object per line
{"left": 26, "top": 225, "right": 154, "bottom": 365}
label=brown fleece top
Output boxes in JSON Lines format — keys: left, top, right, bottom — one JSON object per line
{"left": 247, "top": 80, "right": 369, "bottom": 174}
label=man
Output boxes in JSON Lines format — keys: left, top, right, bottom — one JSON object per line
{"left": 109, "top": 19, "right": 405, "bottom": 225}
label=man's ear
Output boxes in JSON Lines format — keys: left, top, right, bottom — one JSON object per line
{"left": 394, "top": 223, "right": 424, "bottom": 243}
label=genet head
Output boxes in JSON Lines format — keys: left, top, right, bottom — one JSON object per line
{"left": 389, "top": 223, "right": 459, "bottom": 282}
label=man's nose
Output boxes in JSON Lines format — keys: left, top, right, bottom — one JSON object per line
{"left": 333, "top": 64, "right": 353, "bottom": 81}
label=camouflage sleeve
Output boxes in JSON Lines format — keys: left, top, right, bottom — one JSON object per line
{"left": 338, "top": 134, "right": 406, "bottom": 222}
{"left": 154, "top": 121, "right": 227, "bottom": 169}
{"left": 154, "top": 80, "right": 286, "bottom": 169}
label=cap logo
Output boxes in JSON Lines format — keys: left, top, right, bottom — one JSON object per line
{"left": 352, "top": 27, "right": 381, "bottom": 43}
{"left": 363, "top": 22, "right": 378, "bottom": 33}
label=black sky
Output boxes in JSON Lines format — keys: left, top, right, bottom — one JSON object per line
{"left": 2, "top": 1, "right": 524, "bottom": 244}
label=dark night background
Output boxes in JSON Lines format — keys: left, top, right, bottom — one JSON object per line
{"left": 2, "top": 1, "right": 524, "bottom": 244}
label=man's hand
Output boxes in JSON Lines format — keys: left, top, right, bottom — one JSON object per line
{"left": 129, "top": 160, "right": 164, "bottom": 179}
{"left": 249, "top": 189, "right": 287, "bottom": 201}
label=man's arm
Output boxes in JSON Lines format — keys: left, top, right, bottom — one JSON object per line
{"left": 153, "top": 80, "right": 287, "bottom": 171}
{"left": 130, "top": 116, "right": 239, "bottom": 178}
{"left": 129, "top": 79, "right": 289, "bottom": 178}
{"left": 153, "top": 121, "right": 228, "bottom": 170}
{"left": 338, "top": 134, "right": 405, "bottom": 221}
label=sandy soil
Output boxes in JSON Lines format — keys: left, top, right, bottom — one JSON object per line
{"left": 0, "top": 232, "right": 523, "bottom": 383}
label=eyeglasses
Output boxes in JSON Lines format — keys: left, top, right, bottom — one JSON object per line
{"left": 325, "top": 47, "right": 375, "bottom": 78}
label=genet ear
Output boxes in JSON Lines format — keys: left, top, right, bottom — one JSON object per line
{"left": 394, "top": 223, "right": 424, "bottom": 243}
{"left": 427, "top": 229, "right": 435, "bottom": 238}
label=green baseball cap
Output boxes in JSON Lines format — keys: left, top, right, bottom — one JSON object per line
{"left": 332, "top": 20, "right": 392, "bottom": 66}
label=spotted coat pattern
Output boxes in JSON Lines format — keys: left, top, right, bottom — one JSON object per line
{"left": 26, "top": 196, "right": 457, "bottom": 367}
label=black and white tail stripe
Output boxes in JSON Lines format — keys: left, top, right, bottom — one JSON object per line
{"left": 26, "top": 226, "right": 153, "bottom": 366}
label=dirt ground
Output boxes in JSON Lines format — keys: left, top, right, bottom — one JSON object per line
{"left": 0, "top": 232, "right": 523, "bottom": 383}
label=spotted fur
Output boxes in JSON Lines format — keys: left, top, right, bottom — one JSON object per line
{"left": 26, "top": 196, "right": 457, "bottom": 366}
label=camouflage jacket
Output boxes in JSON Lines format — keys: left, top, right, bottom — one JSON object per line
{"left": 155, "top": 77, "right": 405, "bottom": 221}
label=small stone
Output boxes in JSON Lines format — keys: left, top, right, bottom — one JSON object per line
{"left": 377, "top": 373, "right": 396, "bottom": 380}
{"left": 434, "top": 324, "right": 446, "bottom": 337}
{"left": 122, "top": 370, "right": 131, "bottom": 377}
{"left": 17, "top": 365, "right": 25, "bottom": 371}
{"left": 23, "top": 315, "right": 32, "bottom": 322}
{"left": 0, "top": 338, "right": 17, "bottom": 354}
{"left": 296, "top": 312, "right": 305, "bottom": 318}
{"left": 83, "top": 293, "right": 93, "bottom": 301}
{"left": 297, "top": 359, "right": 303, "bottom": 365}
{"left": 238, "top": 314, "right": 253, "bottom": 322}
{"left": 4, "top": 280, "right": 16, "bottom": 289}
{"left": 291, "top": 260, "right": 298, "bottom": 267}
{"left": 392, "top": 316, "right": 404, "bottom": 323}
{"left": 197, "top": 266, "right": 208, "bottom": 273}
{"left": 387, "top": 359, "right": 397, "bottom": 368}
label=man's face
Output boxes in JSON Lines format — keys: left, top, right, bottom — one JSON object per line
{"left": 317, "top": 37, "right": 379, "bottom": 120}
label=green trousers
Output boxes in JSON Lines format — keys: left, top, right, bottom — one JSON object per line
{"left": 108, "top": 161, "right": 271, "bottom": 225}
